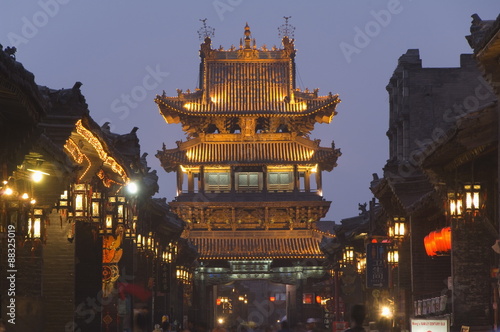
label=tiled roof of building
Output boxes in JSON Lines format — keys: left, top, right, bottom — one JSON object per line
{"left": 187, "top": 229, "right": 331, "bottom": 260}
{"left": 157, "top": 135, "right": 340, "bottom": 172}
{"left": 156, "top": 24, "right": 339, "bottom": 119}
{"left": 156, "top": 91, "right": 339, "bottom": 117}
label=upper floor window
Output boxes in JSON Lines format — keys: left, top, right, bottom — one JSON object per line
{"left": 268, "top": 172, "right": 293, "bottom": 191}
{"left": 236, "top": 172, "right": 262, "bottom": 191}
{"left": 205, "top": 172, "right": 230, "bottom": 191}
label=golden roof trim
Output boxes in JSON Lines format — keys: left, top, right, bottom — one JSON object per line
{"left": 157, "top": 137, "right": 339, "bottom": 169}
{"left": 73, "top": 119, "right": 129, "bottom": 184}
{"left": 155, "top": 93, "right": 340, "bottom": 117}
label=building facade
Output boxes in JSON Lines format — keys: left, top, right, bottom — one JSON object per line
{"left": 372, "top": 14, "right": 500, "bottom": 331}
{"left": 0, "top": 46, "right": 186, "bottom": 332}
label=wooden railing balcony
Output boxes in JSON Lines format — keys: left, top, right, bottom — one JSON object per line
{"left": 174, "top": 189, "right": 325, "bottom": 202}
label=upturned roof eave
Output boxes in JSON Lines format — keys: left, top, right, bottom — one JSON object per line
{"left": 155, "top": 94, "right": 340, "bottom": 118}
{"left": 155, "top": 138, "right": 340, "bottom": 172}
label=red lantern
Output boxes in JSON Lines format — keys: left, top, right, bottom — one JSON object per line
{"left": 424, "top": 235, "right": 436, "bottom": 256}
{"left": 429, "top": 231, "right": 439, "bottom": 254}
{"left": 424, "top": 227, "right": 452, "bottom": 256}
{"left": 433, "top": 229, "right": 446, "bottom": 252}
{"left": 441, "top": 227, "right": 451, "bottom": 251}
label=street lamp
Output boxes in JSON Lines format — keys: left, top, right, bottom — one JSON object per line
{"left": 126, "top": 181, "right": 139, "bottom": 194}
{"left": 387, "top": 246, "right": 399, "bottom": 266}
{"left": 342, "top": 246, "right": 355, "bottom": 267}
{"left": 448, "top": 183, "right": 482, "bottom": 219}
{"left": 73, "top": 183, "right": 90, "bottom": 218}
{"left": 28, "top": 208, "right": 43, "bottom": 239}
{"left": 464, "top": 183, "right": 481, "bottom": 216}
{"left": 388, "top": 217, "right": 406, "bottom": 239}
{"left": 356, "top": 253, "right": 366, "bottom": 273}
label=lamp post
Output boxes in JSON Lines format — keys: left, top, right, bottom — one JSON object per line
{"left": 388, "top": 217, "right": 406, "bottom": 331}
{"left": 447, "top": 182, "right": 483, "bottom": 327}
{"left": 333, "top": 246, "right": 356, "bottom": 331}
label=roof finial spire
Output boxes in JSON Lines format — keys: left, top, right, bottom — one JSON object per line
{"left": 278, "top": 16, "right": 295, "bottom": 39}
{"left": 198, "top": 18, "right": 215, "bottom": 41}
{"left": 244, "top": 22, "right": 252, "bottom": 49}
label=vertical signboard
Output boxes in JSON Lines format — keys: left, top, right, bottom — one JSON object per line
{"left": 366, "top": 243, "right": 389, "bottom": 288}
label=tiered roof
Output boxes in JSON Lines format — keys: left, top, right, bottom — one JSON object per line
{"left": 156, "top": 23, "right": 341, "bottom": 171}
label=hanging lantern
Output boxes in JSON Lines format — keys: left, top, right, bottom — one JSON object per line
{"left": 136, "top": 233, "right": 143, "bottom": 251}
{"left": 448, "top": 191, "right": 463, "bottom": 217}
{"left": 116, "top": 196, "right": 126, "bottom": 225}
{"left": 91, "top": 190, "right": 103, "bottom": 224}
{"left": 428, "top": 231, "right": 439, "bottom": 254}
{"left": 356, "top": 253, "right": 366, "bottom": 273}
{"left": 464, "top": 184, "right": 481, "bottom": 216}
{"left": 441, "top": 226, "right": 451, "bottom": 251}
{"left": 103, "top": 196, "right": 128, "bottom": 235}
{"left": 433, "top": 228, "right": 446, "bottom": 253}
{"left": 424, "top": 234, "right": 436, "bottom": 257}
{"left": 73, "top": 184, "right": 90, "bottom": 218}
{"left": 342, "top": 246, "right": 355, "bottom": 266}
{"left": 103, "top": 213, "right": 113, "bottom": 234}
{"left": 163, "top": 242, "right": 177, "bottom": 263}
{"left": 176, "top": 266, "right": 192, "bottom": 285}
{"left": 387, "top": 246, "right": 399, "bottom": 265}
{"left": 448, "top": 183, "right": 482, "bottom": 219}
{"left": 57, "top": 190, "right": 70, "bottom": 212}
{"left": 161, "top": 242, "right": 177, "bottom": 263}
{"left": 388, "top": 217, "right": 406, "bottom": 239}
{"left": 145, "top": 232, "right": 153, "bottom": 252}
{"left": 424, "top": 227, "right": 452, "bottom": 256}
{"left": 28, "top": 208, "right": 43, "bottom": 239}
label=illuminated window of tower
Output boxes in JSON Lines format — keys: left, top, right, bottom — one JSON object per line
{"left": 236, "top": 172, "right": 262, "bottom": 191}
{"left": 268, "top": 172, "right": 293, "bottom": 191}
{"left": 206, "top": 172, "right": 230, "bottom": 192}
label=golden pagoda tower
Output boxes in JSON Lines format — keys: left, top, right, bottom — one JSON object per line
{"left": 156, "top": 19, "right": 341, "bottom": 326}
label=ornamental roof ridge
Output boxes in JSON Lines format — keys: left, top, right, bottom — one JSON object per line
{"left": 199, "top": 22, "right": 296, "bottom": 61}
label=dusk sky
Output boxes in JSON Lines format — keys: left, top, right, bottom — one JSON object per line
{"left": 2, "top": 1, "right": 499, "bottom": 222}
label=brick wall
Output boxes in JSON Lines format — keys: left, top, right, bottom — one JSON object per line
{"left": 452, "top": 220, "right": 492, "bottom": 327}
{"left": 387, "top": 50, "right": 496, "bottom": 164}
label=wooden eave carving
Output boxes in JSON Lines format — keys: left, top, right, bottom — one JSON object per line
{"left": 172, "top": 202, "right": 330, "bottom": 231}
